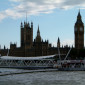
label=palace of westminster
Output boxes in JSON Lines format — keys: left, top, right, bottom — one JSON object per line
{"left": 0, "top": 11, "right": 84, "bottom": 57}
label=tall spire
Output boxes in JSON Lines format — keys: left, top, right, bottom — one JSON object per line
{"left": 35, "top": 25, "right": 41, "bottom": 42}
{"left": 77, "top": 9, "right": 81, "bottom": 20}
{"left": 57, "top": 37, "right": 60, "bottom": 48}
{"left": 58, "top": 37, "right": 60, "bottom": 43}
{"left": 37, "top": 25, "right": 40, "bottom": 33}
{"left": 78, "top": 9, "right": 80, "bottom": 15}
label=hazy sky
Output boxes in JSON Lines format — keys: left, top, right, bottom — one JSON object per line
{"left": 0, "top": 0, "right": 85, "bottom": 48}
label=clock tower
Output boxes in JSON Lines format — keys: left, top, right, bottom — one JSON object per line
{"left": 74, "top": 10, "right": 84, "bottom": 49}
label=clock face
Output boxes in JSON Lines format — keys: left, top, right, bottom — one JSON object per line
{"left": 80, "top": 27, "right": 83, "bottom": 31}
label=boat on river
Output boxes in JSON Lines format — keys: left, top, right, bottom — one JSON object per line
{"left": 54, "top": 48, "right": 85, "bottom": 71}
{"left": 54, "top": 60, "right": 85, "bottom": 71}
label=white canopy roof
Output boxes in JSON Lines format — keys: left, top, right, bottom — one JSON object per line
{"left": 0, "top": 55, "right": 55, "bottom": 60}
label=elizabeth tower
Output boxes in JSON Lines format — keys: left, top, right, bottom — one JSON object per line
{"left": 74, "top": 11, "right": 84, "bottom": 49}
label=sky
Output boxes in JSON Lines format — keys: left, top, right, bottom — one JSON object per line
{"left": 0, "top": 0, "right": 85, "bottom": 49}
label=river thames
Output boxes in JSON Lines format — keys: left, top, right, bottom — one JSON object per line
{"left": 0, "top": 68, "right": 85, "bottom": 85}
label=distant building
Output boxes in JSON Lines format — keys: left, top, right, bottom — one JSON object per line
{"left": 74, "top": 10, "right": 84, "bottom": 49}
{"left": 1, "top": 11, "right": 84, "bottom": 57}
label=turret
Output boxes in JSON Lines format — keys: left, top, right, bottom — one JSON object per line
{"left": 21, "top": 22, "right": 23, "bottom": 28}
{"left": 77, "top": 10, "right": 81, "bottom": 20}
{"left": 24, "top": 21, "right": 26, "bottom": 27}
{"left": 21, "top": 22, "right": 24, "bottom": 47}
{"left": 10, "top": 43, "right": 16, "bottom": 50}
{"left": 27, "top": 22, "right": 30, "bottom": 27}
{"left": 4, "top": 45, "right": 6, "bottom": 50}
{"left": 35, "top": 25, "right": 41, "bottom": 42}
{"left": 31, "top": 22, "right": 33, "bottom": 29}
{"left": 37, "top": 25, "right": 40, "bottom": 36}
{"left": 57, "top": 37, "right": 60, "bottom": 48}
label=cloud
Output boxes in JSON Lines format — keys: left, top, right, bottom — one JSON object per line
{"left": 52, "top": 39, "right": 74, "bottom": 47}
{"left": 61, "top": 39, "right": 74, "bottom": 47}
{"left": 0, "top": 0, "right": 85, "bottom": 21}
{"left": 0, "top": 12, "right": 6, "bottom": 21}
{"left": 5, "top": 9, "right": 23, "bottom": 18}
{"left": 61, "top": 0, "right": 85, "bottom": 9}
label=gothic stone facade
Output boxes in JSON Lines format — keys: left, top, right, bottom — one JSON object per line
{"left": 1, "top": 11, "right": 84, "bottom": 57}
{"left": 0, "top": 21, "right": 70, "bottom": 57}
{"left": 74, "top": 11, "right": 84, "bottom": 49}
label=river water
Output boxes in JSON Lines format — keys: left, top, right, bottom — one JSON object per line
{"left": 0, "top": 68, "right": 85, "bottom": 85}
